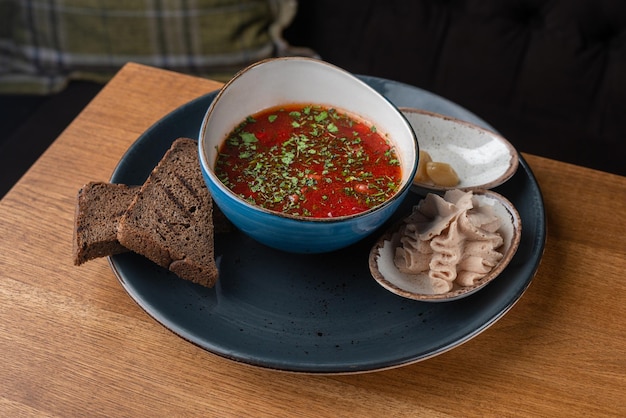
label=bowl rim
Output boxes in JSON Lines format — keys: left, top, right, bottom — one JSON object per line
{"left": 368, "top": 189, "right": 522, "bottom": 301}
{"left": 198, "top": 57, "right": 419, "bottom": 223}
{"left": 400, "top": 107, "right": 519, "bottom": 192}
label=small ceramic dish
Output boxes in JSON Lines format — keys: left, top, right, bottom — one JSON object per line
{"left": 401, "top": 108, "right": 519, "bottom": 192}
{"left": 368, "top": 189, "right": 521, "bottom": 302}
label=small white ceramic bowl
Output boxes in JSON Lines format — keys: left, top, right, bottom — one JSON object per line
{"left": 401, "top": 108, "right": 519, "bottom": 192}
{"left": 198, "top": 57, "right": 418, "bottom": 253}
{"left": 368, "top": 189, "right": 521, "bottom": 301}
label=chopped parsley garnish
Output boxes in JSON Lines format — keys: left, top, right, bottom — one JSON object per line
{"left": 215, "top": 104, "right": 402, "bottom": 218}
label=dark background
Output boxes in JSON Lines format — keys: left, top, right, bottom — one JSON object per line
{"left": 284, "top": 0, "right": 626, "bottom": 177}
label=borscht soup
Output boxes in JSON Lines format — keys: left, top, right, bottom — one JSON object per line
{"left": 214, "top": 104, "right": 402, "bottom": 218}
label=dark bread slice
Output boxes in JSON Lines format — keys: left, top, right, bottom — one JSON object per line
{"left": 117, "top": 138, "right": 218, "bottom": 287}
{"left": 73, "top": 182, "right": 138, "bottom": 265}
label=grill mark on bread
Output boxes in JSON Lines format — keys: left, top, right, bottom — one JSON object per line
{"left": 162, "top": 183, "right": 191, "bottom": 220}
{"left": 154, "top": 207, "right": 175, "bottom": 236}
{"left": 175, "top": 172, "right": 200, "bottom": 201}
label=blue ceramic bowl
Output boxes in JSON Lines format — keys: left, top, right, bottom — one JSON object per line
{"left": 198, "top": 57, "right": 418, "bottom": 253}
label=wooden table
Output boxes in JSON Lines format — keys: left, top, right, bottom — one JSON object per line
{"left": 1, "top": 63, "right": 624, "bottom": 417}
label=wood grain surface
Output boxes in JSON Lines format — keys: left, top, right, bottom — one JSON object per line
{"left": 1, "top": 63, "right": 624, "bottom": 417}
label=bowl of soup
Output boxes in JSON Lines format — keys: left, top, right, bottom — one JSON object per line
{"left": 198, "top": 57, "right": 418, "bottom": 253}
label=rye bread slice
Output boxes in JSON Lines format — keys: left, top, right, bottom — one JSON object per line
{"left": 117, "top": 138, "right": 218, "bottom": 287}
{"left": 73, "top": 182, "right": 138, "bottom": 265}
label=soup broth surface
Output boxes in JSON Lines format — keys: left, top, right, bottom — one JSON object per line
{"left": 215, "top": 104, "right": 402, "bottom": 218}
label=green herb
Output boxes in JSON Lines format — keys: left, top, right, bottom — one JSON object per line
{"left": 282, "top": 151, "right": 295, "bottom": 165}
{"left": 240, "top": 132, "right": 258, "bottom": 144}
{"left": 314, "top": 111, "right": 328, "bottom": 122}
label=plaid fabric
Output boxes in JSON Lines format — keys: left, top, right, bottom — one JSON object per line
{"left": 0, "top": 0, "right": 304, "bottom": 94}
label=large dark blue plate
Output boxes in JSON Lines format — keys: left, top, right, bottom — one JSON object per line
{"left": 109, "top": 76, "right": 546, "bottom": 373}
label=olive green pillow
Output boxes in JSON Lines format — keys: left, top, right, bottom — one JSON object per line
{"left": 0, "top": 0, "right": 305, "bottom": 94}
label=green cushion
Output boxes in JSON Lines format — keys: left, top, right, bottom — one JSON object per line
{"left": 0, "top": 0, "right": 301, "bottom": 94}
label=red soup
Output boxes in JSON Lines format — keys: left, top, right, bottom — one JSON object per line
{"left": 215, "top": 104, "right": 402, "bottom": 218}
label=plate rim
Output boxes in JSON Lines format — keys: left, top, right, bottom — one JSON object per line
{"left": 108, "top": 76, "right": 547, "bottom": 374}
